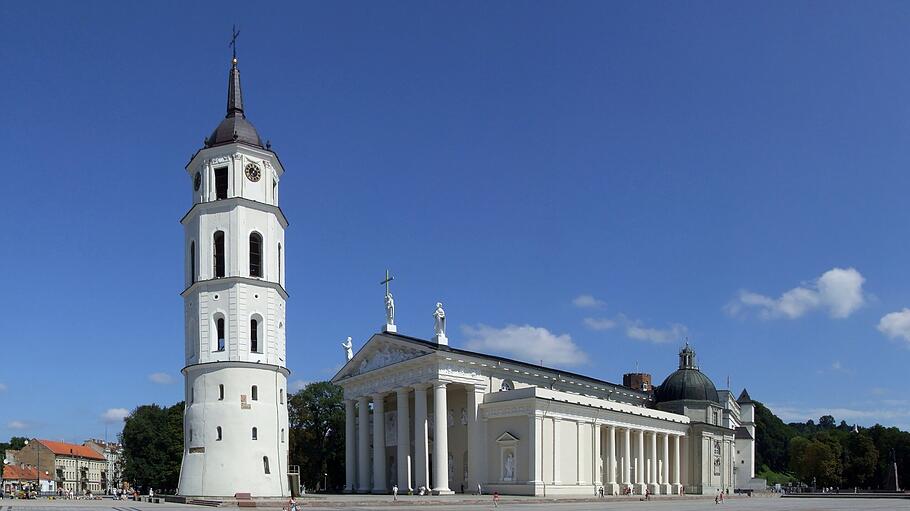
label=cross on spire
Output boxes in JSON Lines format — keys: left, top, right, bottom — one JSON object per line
{"left": 380, "top": 269, "right": 394, "bottom": 296}
{"left": 230, "top": 24, "right": 241, "bottom": 63}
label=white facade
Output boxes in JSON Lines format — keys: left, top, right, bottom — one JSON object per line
{"left": 177, "top": 58, "right": 290, "bottom": 498}
{"left": 333, "top": 332, "right": 760, "bottom": 497}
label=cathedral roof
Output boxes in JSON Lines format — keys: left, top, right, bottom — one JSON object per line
{"left": 737, "top": 388, "right": 754, "bottom": 404}
{"left": 653, "top": 344, "right": 721, "bottom": 404}
{"left": 204, "top": 57, "right": 264, "bottom": 149}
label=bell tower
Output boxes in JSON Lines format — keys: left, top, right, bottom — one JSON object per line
{"left": 177, "top": 49, "right": 290, "bottom": 498}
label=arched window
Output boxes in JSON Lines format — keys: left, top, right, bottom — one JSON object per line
{"left": 250, "top": 318, "right": 261, "bottom": 353}
{"left": 277, "top": 243, "right": 282, "bottom": 285}
{"left": 215, "top": 167, "right": 228, "bottom": 200}
{"left": 216, "top": 318, "right": 226, "bottom": 352}
{"left": 263, "top": 456, "right": 270, "bottom": 474}
{"left": 249, "top": 233, "right": 262, "bottom": 277}
{"left": 219, "top": 384, "right": 224, "bottom": 400}
{"left": 213, "top": 231, "right": 225, "bottom": 278}
{"left": 190, "top": 241, "right": 196, "bottom": 285}
{"left": 279, "top": 389, "right": 284, "bottom": 404}
{"left": 251, "top": 385, "right": 258, "bottom": 401}
{"left": 189, "top": 429, "right": 193, "bottom": 442}
{"left": 281, "top": 428, "right": 285, "bottom": 443}
{"left": 216, "top": 426, "right": 222, "bottom": 441}
{"left": 190, "top": 387, "right": 194, "bottom": 403}
{"left": 252, "top": 427, "right": 258, "bottom": 440}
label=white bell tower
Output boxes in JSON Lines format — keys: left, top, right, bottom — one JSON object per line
{"left": 177, "top": 50, "right": 290, "bottom": 498}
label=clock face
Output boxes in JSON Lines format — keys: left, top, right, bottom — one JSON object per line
{"left": 193, "top": 172, "right": 201, "bottom": 191}
{"left": 245, "top": 163, "right": 262, "bottom": 182}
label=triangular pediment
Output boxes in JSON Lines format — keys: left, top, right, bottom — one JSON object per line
{"left": 496, "top": 432, "right": 520, "bottom": 443}
{"left": 332, "top": 333, "right": 434, "bottom": 382}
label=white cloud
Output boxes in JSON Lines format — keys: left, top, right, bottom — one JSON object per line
{"left": 625, "top": 321, "right": 688, "bottom": 344}
{"left": 291, "top": 380, "right": 310, "bottom": 392}
{"left": 101, "top": 408, "right": 129, "bottom": 424}
{"left": 726, "top": 267, "right": 866, "bottom": 320}
{"left": 148, "top": 372, "right": 174, "bottom": 384}
{"left": 768, "top": 404, "right": 910, "bottom": 424}
{"left": 572, "top": 294, "right": 606, "bottom": 309}
{"left": 7, "top": 420, "right": 27, "bottom": 430}
{"left": 878, "top": 308, "right": 910, "bottom": 345}
{"left": 583, "top": 317, "right": 616, "bottom": 331}
{"left": 462, "top": 324, "right": 588, "bottom": 366}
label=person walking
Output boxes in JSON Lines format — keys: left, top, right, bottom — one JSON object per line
{"left": 392, "top": 484, "right": 398, "bottom": 502}
{"left": 492, "top": 491, "right": 500, "bottom": 508}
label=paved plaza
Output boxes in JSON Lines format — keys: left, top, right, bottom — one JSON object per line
{"left": 1, "top": 496, "right": 909, "bottom": 511}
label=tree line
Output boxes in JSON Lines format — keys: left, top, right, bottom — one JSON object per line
{"left": 754, "top": 401, "right": 910, "bottom": 490}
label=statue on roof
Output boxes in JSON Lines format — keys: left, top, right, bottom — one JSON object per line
{"left": 433, "top": 302, "right": 446, "bottom": 337}
{"left": 342, "top": 336, "right": 353, "bottom": 361}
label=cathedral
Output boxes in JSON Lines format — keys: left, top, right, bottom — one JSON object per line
{"left": 176, "top": 49, "right": 290, "bottom": 498}
{"left": 332, "top": 317, "right": 767, "bottom": 496}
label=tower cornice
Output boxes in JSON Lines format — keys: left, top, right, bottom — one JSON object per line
{"left": 181, "top": 275, "right": 289, "bottom": 300}
{"left": 180, "top": 196, "right": 289, "bottom": 228}
{"left": 182, "top": 359, "right": 291, "bottom": 377}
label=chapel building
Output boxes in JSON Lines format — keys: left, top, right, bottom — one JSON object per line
{"left": 332, "top": 326, "right": 765, "bottom": 496}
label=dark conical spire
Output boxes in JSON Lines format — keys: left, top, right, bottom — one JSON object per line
{"left": 205, "top": 54, "right": 263, "bottom": 149}
{"left": 226, "top": 57, "right": 244, "bottom": 118}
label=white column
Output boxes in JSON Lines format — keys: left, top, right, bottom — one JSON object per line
{"left": 466, "top": 384, "right": 485, "bottom": 493}
{"left": 607, "top": 425, "right": 616, "bottom": 492}
{"left": 396, "top": 388, "right": 412, "bottom": 491}
{"left": 357, "top": 396, "right": 370, "bottom": 493}
{"left": 345, "top": 399, "right": 356, "bottom": 492}
{"left": 552, "top": 417, "right": 561, "bottom": 485}
{"left": 672, "top": 434, "right": 681, "bottom": 494}
{"left": 661, "top": 433, "right": 670, "bottom": 494}
{"left": 649, "top": 431, "right": 658, "bottom": 494}
{"left": 622, "top": 427, "right": 631, "bottom": 489}
{"left": 637, "top": 429, "right": 645, "bottom": 493}
{"left": 372, "top": 393, "right": 387, "bottom": 493}
{"left": 529, "top": 415, "right": 542, "bottom": 484}
{"left": 593, "top": 423, "right": 602, "bottom": 486}
{"left": 432, "top": 382, "right": 453, "bottom": 494}
{"left": 413, "top": 385, "right": 429, "bottom": 490}
{"left": 576, "top": 421, "right": 584, "bottom": 485}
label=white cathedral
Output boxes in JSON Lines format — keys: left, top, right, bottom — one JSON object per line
{"left": 332, "top": 309, "right": 767, "bottom": 496}
{"left": 177, "top": 52, "right": 290, "bottom": 498}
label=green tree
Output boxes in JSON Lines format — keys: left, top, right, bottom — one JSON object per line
{"left": 121, "top": 402, "right": 184, "bottom": 493}
{"left": 819, "top": 415, "right": 836, "bottom": 429}
{"left": 288, "top": 382, "right": 344, "bottom": 492}
{"left": 843, "top": 433, "right": 878, "bottom": 488}
{"left": 789, "top": 436, "right": 840, "bottom": 487}
{"left": 0, "top": 436, "right": 29, "bottom": 455}
{"left": 754, "top": 402, "right": 796, "bottom": 472}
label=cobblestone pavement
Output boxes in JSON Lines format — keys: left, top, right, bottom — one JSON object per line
{"left": 2, "top": 496, "right": 909, "bottom": 511}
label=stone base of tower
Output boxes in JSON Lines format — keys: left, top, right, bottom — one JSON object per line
{"left": 179, "top": 362, "right": 291, "bottom": 499}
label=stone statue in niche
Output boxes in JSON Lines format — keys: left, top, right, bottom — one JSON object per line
{"left": 385, "top": 411, "right": 397, "bottom": 446}
{"left": 460, "top": 408, "right": 468, "bottom": 425}
{"left": 428, "top": 413, "right": 435, "bottom": 430}
{"left": 447, "top": 409, "right": 455, "bottom": 428}
{"left": 504, "top": 451, "right": 515, "bottom": 481}
{"left": 433, "top": 302, "right": 446, "bottom": 336}
{"left": 447, "top": 453, "right": 455, "bottom": 484}
{"left": 342, "top": 337, "right": 353, "bottom": 361}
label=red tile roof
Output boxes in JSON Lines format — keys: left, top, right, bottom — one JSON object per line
{"left": 38, "top": 439, "right": 106, "bottom": 460}
{"left": 2, "top": 465, "right": 53, "bottom": 481}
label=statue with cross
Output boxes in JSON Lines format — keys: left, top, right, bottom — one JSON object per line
{"left": 381, "top": 269, "right": 395, "bottom": 329}
{"left": 229, "top": 24, "right": 240, "bottom": 63}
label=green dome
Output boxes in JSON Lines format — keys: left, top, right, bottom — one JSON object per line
{"left": 654, "top": 343, "right": 720, "bottom": 403}
{"left": 654, "top": 368, "right": 720, "bottom": 403}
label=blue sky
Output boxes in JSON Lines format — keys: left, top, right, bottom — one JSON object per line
{"left": 2, "top": 1, "right": 910, "bottom": 443}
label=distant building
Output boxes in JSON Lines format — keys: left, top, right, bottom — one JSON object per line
{"left": 83, "top": 440, "right": 123, "bottom": 493}
{"left": 13, "top": 439, "right": 107, "bottom": 493}
{"left": 2, "top": 464, "right": 55, "bottom": 494}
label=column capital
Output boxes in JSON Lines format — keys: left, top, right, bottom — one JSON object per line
{"left": 412, "top": 383, "right": 431, "bottom": 391}
{"left": 395, "top": 386, "right": 411, "bottom": 395}
{"left": 371, "top": 391, "right": 386, "bottom": 400}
